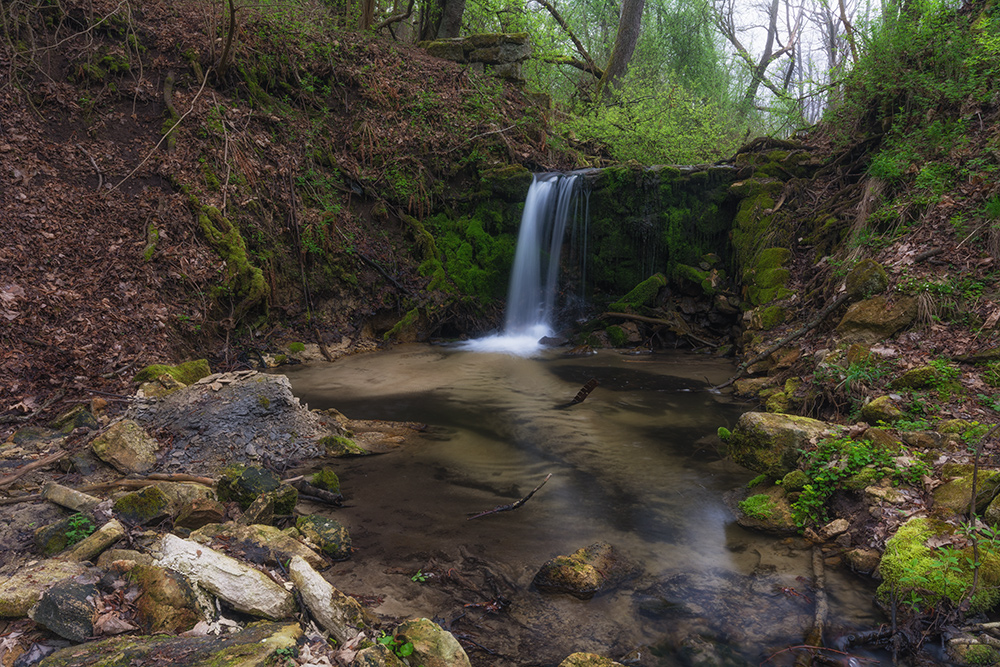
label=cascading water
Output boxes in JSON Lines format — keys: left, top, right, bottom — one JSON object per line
{"left": 463, "top": 173, "right": 584, "bottom": 356}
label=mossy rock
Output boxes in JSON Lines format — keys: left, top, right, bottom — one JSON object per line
{"left": 133, "top": 359, "right": 211, "bottom": 385}
{"left": 113, "top": 486, "right": 171, "bottom": 525}
{"left": 295, "top": 516, "right": 352, "bottom": 560}
{"left": 49, "top": 405, "right": 98, "bottom": 432}
{"left": 727, "top": 411, "right": 837, "bottom": 478}
{"left": 606, "top": 325, "right": 627, "bottom": 348}
{"left": 217, "top": 466, "right": 283, "bottom": 510}
{"left": 836, "top": 296, "right": 918, "bottom": 345}
{"left": 845, "top": 259, "right": 889, "bottom": 299}
{"left": 532, "top": 542, "right": 637, "bottom": 599}
{"left": 877, "top": 517, "right": 1000, "bottom": 613}
{"left": 752, "top": 305, "right": 786, "bottom": 330}
{"left": 608, "top": 273, "right": 667, "bottom": 311}
{"left": 889, "top": 366, "right": 939, "bottom": 390}
{"left": 320, "top": 435, "right": 368, "bottom": 456}
{"left": 129, "top": 565, "right": 201, "bottom": 634}
{"left": 480, "top": 165, "right": 533, "bottom": 202}
{"left": 934, "top": 468, "right": 1000, "bottom": 515}
{"left": 765, "top": 378, "right": 802, "bottom": 415}
{"left": 780, "top": 469, "right": 809, "bottom": 492}
{"left": 861, "top": 395, "right": 904, "bottom": 425}
{"left": 730, "top": 484, "right": 797, "bottom": 535}
{"left": 34, "top": 514, "right": 96, "bottom": 556}
{"left": 310, "top": 468, "right": 340, "bottom": 494}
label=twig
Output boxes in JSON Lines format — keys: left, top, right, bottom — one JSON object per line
{"left": 0, "top": 449, "right": 70, "bottom": 488}
{"left": 112, "top": 67, "right": 213, "bottom": 191}
{"left": 77, "top": 143, "right": 103, "bottom": 191}
{"left": 467, "top": 474, "right": 552, "bottom": 520}
{"left": 0, "top": 390, "right": 65, "bottom": 425}
{"left": 0, "top": 493, "right": 42, "bottom": 506}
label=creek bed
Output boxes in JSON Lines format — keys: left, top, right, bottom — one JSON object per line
{"left": 283, "top": 344, "right": 887, "bottom": 666}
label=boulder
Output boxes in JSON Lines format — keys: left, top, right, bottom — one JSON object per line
{"left": 90, "top": 419, "right": 159, "bottom": 473}
{"left": 190, "top": 522, "right": 326, "bottom": 570}
{"left": 860, "top": 395, "right": 904, "bottom": 425}
{"left": 113, "top": 486, "right": 171, "bottom": 525}
{"left": 935, "top": 467, "right": 1000, "bottom": 516}
{"left": 889, "top": 366, "right": 939, "bottom": 390}
{"left": 35, "top": 514, "right": 98, "bottom": 557}
{"left": 154, "top": 534, "right": 295, "bottom": 620}
{"left": 394, "top": 618, "right": 471, "bottom": 667}
{"left": 0, "top": 559, "right": 89, "bottom": 617}
{"left": 354, "top": 644, "right": 408, "bottom": 667}
{"left": 844, "top": 259, "right": 889, "bottom": 299}
{"left": 727, "top": 412, "right": 836, "bottom": 478}
{"left": 28, "top": 578, "right": 98, "bottom": 642}
{"left": 533, "top": 542, "right": 636, "bottom": 599}
{"left": 558, "top": 653, "right": 625, "bottom": 667}
{"left": 175, "top": 497, "right": 227, "bottom": 530}
{"left": 217, "top": 465, "right": 297, "bottom": 514}
{"left": 287, "top": 556, "right": 374, "bottom": 643}
{"left": 727, "top": 484, "right": 798, "bottom": 535}
{"left": 35, "top": 621, "right": 300, "bottom": 666}
{"left": 130, "top": 564, "right": 202, "bottom": 634}
{"left": 835, "top": 296, "right": 917, "bottom": 345}
{"left": 296, "top": 515, "right": 352, "bottom": 560}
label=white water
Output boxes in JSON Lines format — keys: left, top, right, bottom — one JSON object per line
{"left": 462, "top": 173, "right": 581, "bottom": 356}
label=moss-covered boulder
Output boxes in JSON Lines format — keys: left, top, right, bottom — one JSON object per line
{"left": 133, "top": 359, "right": 211, "bottom": 386}
{"left": 394, "top": 618, "right": 472, "bottom": 667}
{"left": 934, "top": 466, "right": 1000, "bottom": 515}
{"left": 296, "top": 515, "right": 352, "bottom": 560}
{"left": 480, "top": 165, "right": 533, "bottom": 202}
{"left": 728, "top": 484, "right": 797, "bottom": 535}
{"left": 130, "top": 564, "right": 201, "bottom": 634}
{"left": 860, "top": 395, "right": 904, "bottom": 425}
{"left": 765, "top": 378, "right": 802, "bottom": 414}
{"left": 311, "top": 468, "right": 341, "bottom": 493}
{"left": 532, "top": 542, "right": 637, "bottom": 599}
{"left": 34, "top": 513, "right": 96, "bottom": 556}
{"left": 727, "top": 412, "right": 836, "bottom": 478}
{"left": 844, "top": 259, "right": 889, "bottom": 300}
{"left": 113, "top": 486, "right": 171, "bottom": 525}
{"left": 320, "top": 434, "right": 369, "bottom": 456}
{"left": 889, "top": 366, "right": 939, "bottom": 390}
{"left": 836, "top": 296, "right": 918, "bottom": 345}
{"left": 35, "top": 621, "right": 300, "bottom": 667}
{"left": 877, "top": 517, "right": 1000, "bottom": 613}
{"left": 608, "top": 273, "right": 667, "bottom": 311}
{"left": 90, "top": 419, "right": 159, "bottom": 473}
{"left": 217, "top": 466, "right": 297, "bottom": 513}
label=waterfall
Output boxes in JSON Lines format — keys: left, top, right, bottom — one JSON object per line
{"left": 463, "top": 173, "right": 584, "bottom": 355}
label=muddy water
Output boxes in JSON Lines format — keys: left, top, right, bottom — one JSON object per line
{"left": 283, "top": 345, "right": 886, "bottom": 666}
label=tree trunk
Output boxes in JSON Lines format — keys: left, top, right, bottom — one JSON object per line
{"left": 596, "top": 0, "right": 645, "bottom": 98}
{"left": 436, "top": 0, "right": 466, "bottom": 37}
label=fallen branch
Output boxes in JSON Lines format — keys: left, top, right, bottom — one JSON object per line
{"left": 0, "top": 449, "right": 70, "bottom": 488}
{"left": 467, "top": 474, "right": 552, "bottom": 520}
{"left": 0, "top": 390, "right": 65, "bottom": 425}
{"left": 712, "top": 292, "right": 850, "bottom": 391}
{"left": 0, "top": 493, "right": 42, "bottom": 506}
{"left": 602, "top": 311, "right": 677, "bottom": 327}
{"left": 288, "top": 478, "right": 344, "bottom": 507}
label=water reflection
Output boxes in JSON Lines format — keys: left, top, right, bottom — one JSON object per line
{"left": 282, "top": 345, "right": 885, "bottom": 665}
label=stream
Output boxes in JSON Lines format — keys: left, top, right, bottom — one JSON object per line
{"left": 283, "top": 344, "right": 887, "bottom": 666}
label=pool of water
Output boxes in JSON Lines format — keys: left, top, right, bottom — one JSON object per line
{"left": 282, "top": 345, "right": 887, "bottom": 666}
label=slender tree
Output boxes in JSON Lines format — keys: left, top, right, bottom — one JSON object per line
{"left": 596, "top": 0, "right": 645, "bottom": 97}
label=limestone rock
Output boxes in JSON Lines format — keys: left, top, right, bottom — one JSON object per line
{"left": 835, "top": 296, "right": 917, "bottom": 345}
{"left": 35, "top": 514, "right": 97, "bottom": 557}
{"left": 296, "top": 515, "right": 352, "bottom": 560}
{"left": 287, "top": 556, "right": 373, "bottom": 643}
{"left": 155, "top": 534, "right": 295, "bottom": 620}
{"left": 113, "top": 486, "right": 171, "bottom": 525}
{"left": 845, "top": 548, "right": 881, "bottom": 575}
{"left": 175, "top": 497, "right": 226, "bottom": 530}
{"left": 190, "top": 522, "right": 326, "bottom": 570}
{"left": 558, "top": 653, "right": 624, "bottom": 667}
{"left": 0, "top": 559, "right": 89, "bottom": 617}
{"left": 860, "top": 395, "right": 903, "bottom": 425}
{"left": 727, "top": 411, "right": 836, "bottom": 478}
{"left": 394, "top": 618, "right": 471, "bottom": 667}
{"left": 533, "top": 542, "right": 636, "bottom": 599}
{"left": 96, "top": 549, "right": 154, "bottom": 570}
{"left": 818, "top": 518, "right": 850, "bottom": 541}
{"left": 35, "top": 620, "right": 300, "bottom": 667}
{"left": 130, "top": 564, "right": 201, "bottom": 634}
{"left": 91, "top": 419, "right": 159, "bottom": 473}
{"left": 29, "top": 578, "right": 98, "bottom": 642}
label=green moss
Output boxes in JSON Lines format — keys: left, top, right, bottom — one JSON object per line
{"left": 608, "top": 273, "right": 667, "bottom": 312}
{"left": 779, "top": 469, "right": 808, "bottom": 492}
{"left": 319, "top": 435, "right": 367, "bottom": 456}
{"left": 288, "top": 342, "right": 305, "bottom": 353}
{"left": 758, "top": 305, "right": 786, "bottom": 330}
{"left": 606, "top": 325, "right": 627, "bottom": 347}
{"left": 113, "top": 486, "right": 171, "bottom": 525}
{"left": 718, "top": 427, "right": 732, "bottom": 443}
{"left": 310, "top": 468, "right": 340, "bottom": 493}
{"left": 383, "top": 307, "right": 422, "bottom": 342}
{"left": 746, "top": 473, "right": 767, "bottom": 488}
{"left": 965, "top": 644, "right": 1000, "bottom": 664}
{"left": 738, "top": 494, "right": 776, "bottom": 520}
{"left": 257, "top": 395, "right": 270, "bottom": 409}
{"left": 134, "top": 359, "right": 211, "bottom": 385}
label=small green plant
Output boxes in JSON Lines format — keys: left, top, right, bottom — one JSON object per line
{"left": 65, "top": 514, "right": 96, "bottom": 547}
{"left": 738, "top": 494, "right": 775, "bottom": 520}
{"left": 411, "top": 569, "right": 429, "bottom": 583}
{"left": 377, "top": 632, "right": 415, "bottom": 660}
{"left": 746, "top": 473, "right": 767, "bottom": 489}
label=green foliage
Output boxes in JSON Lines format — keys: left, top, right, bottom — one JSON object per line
{"left": 65, "top": 514, "right": 96, "bottom": 546}
{"left": 718, "top": 427, "right": 732, "bottom": 443}
{"left": 738, "top": 494, "right": 775, "bottom": 520}
{"left": 288, "top": 342, "right": 306, "bottom": 353}
{"left": 411, "top": 569, "right": 429, "bottom": 583}
{"left": 377, "top": 632, "right": 415, "bottom": 660}
{"left": 791, "top": 438, "right": 929, "bottom": 527}
{"left": 424, "top": 210, "right": 516, "bottom": 302}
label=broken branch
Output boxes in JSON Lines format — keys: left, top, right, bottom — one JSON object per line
{"left": 467, "top": 474, "right": 552, "bottom": 520}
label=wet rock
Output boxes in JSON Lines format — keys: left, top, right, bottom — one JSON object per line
{"left": 130, "top": 564, "right": 201, "bottom": 634}
{"left": 845, "top": 548, "right": 881, "bottom": 575}
{"left": 727, "top": 412, "right": 836, "bottom": 478}
{"left": 90, "top": 419, "right": 159, "bottom": 473}
{"left": 296, "top": 515, "right": 352, "bottom": 560}
{"left": 835, "top": 295, "right": 917, "bottom": 345}
{"left": 113, "top": 486, "right": 171, "bottom": 525}
{"left": 128, "top": 372, "right": 336, "bottom": 475}
{"left": 0, "top": 559, "right": 90, "bottom": 617}
{"left": 61, "top": 518, "right": 125, "bottom": 563}
{"left": 533, "top": 542, "right": 637, "bottom": 599}
{"left": 557, "top": 653, "right": 624, "bottom": 667}
{"left": 394, "top": 617, "right": 471, "bottom": 667}
{"left": 288, "top": 556, "right": 373, "bottom": 643}
{"left": 860, "top": 395, "right": 903, "bottom": 425}
{"left": 311, "top": 467, "right": 340, "bottom": 494}
{"left": 175, "top": 497, "right": 226, "bottom": 530}
{"left": 35, "top": 620, "right": 300, "bottom": 667}
{"left": 28, "top": 578, "right": 98, "bottom": 642}
{"left": 217, "top": 465, "right": 297, "bottom": 514}
{"left": 726, "top": 484, "right": 798, "bottom": 535}
{"left": 190, "top": 522, "right": 327, "bottom": 570}
{"left": 155, "top": 534, "right": 295, "bottom": 620}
